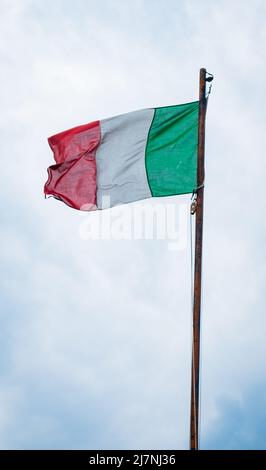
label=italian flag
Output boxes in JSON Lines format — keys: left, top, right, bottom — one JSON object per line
{"left": 44, "top": 101, "right": 199, "bottom": 210}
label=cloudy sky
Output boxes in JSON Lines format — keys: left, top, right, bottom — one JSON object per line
{"left": 1, "top": 0, "right": 265, "bottom": 450}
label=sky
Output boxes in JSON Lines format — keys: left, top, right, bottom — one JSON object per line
{"left": 0, "top": 0, "right": 266, "bottom": 450}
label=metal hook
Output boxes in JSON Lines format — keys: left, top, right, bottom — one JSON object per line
{"left": 205, "top": 72, "right": 214, "bottom": 97}
{"left": 190, "top": 192, "right": 198, "bottom": 215}
{"left": 190, "top": 198, "right": 197, "bottom": 215}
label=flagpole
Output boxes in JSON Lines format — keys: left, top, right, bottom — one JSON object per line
{"left": 190, "top": 68, "right": 207, "bottom": 450}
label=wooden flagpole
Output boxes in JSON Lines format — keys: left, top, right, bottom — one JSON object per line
{"left": 190, "top": 68, "right": 207, "bottom": 450}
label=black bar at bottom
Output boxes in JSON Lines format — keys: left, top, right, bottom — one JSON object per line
{"left": 0, "top": 450, "right": 265, "bottom": 467}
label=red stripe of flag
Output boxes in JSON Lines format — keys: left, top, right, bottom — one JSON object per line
{"left": 44, "top": 120, "right": 100, "bottom": 210}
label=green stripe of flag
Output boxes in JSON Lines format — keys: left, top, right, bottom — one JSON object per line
{"left": 145, "top": 101, "right": 199, "bottom": 197}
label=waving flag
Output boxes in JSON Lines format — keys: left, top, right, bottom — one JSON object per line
{"left": 44, "top": 101, "right": 199, "bottom": 210}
